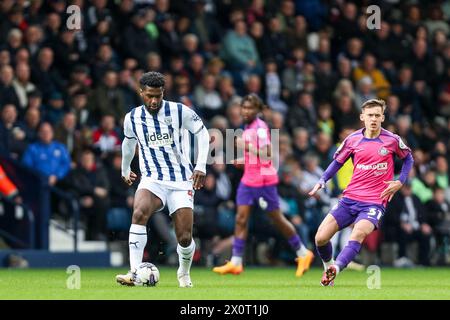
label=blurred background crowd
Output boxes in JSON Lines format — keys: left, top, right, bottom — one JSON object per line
{"left": 1, "top": 0, "right": 450, "bottom": 268}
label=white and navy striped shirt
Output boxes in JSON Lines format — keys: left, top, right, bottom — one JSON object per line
{"left": 123, "top": 101, "right": 204, "bottom": 182}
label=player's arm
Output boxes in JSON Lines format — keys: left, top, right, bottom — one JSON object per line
{"left": 192, "top": 125, "right": 210, "bottom": 190}
{"left": 183, "top": 107, "right": 210, "bottom": 190}
{"left": 381, "top": 142, "right": 414, "bottom": 201}
{"left": 309, "top": 138, "right": 352, "bottom": 196}
{"left": 121, "top": 113, "right": 138, "bottom": 186}
{"left": 308, "top": 160, "right": 344, "bottom": 196}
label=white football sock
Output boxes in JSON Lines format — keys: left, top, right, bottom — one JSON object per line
{"left": 296, "top": 244, "right": 308, "bottom": 257}
{"left": 129, "top": 224, "right": 147, "bottom": 271}
{"left": 323, "top": 258, "right": 335, "bottom": 271}
{"left": 230, "top": 256, "right": 243, "bottom": 266}
{"left": 177, "top": 239, "right": 196, "bottom": 275}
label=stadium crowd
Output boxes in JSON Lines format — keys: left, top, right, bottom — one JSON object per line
{"left": 1, "top": 0, "right": 450, "bottom": 267}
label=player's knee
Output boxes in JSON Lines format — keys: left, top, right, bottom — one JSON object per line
{"left": 178, "top": 233, "right": 192, "bottom": 247}
{"left": 315, "top": 233, "right": 329, "bottom": 247}
{"left": 132, "top": 209, "right": 147, "bottom": 224}
{"left": 352, "top": 230, "right": 367, "bottom": 242}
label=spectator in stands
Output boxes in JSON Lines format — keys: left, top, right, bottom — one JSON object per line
{"left": 158, "top": 13, "right": 182, "bottom": 59}
{"left": 278, "top": 156, "right": 308, "bottom": 247}
{"left": 187, "top": 53, "right": 204, "bottom": 86}
{"left": 292, "top": 127, "right": 311, "bottom": 161}
{"left": 88, "top": 70, "right": 125, "bottom": 123}
{"left": 66, "top": 64, "right": 91, "bottom": 97}
{"left": 66, "top": 149, "right": 110, "bottom": 241}
{"left": 31, "top": 47, "right": 64, "bottom": 103}
{"left": 354, "top": 76, "right": 376, "bottom": 109}
{"left": 221, "top": 19, "right": 261, "bottom": 79}
{"left": 53, "top": 28, "right": 85, "bottom": 78}
{"left": 218, "top": 75, "right": 239, "bottom": 109}
{"left": 123, "top": 8, "right": 159, "bottom": 68}
{"left": 313, "top": 132, "right": 334, "bottom": 170}
{"left": 287, "top": 91, "right": 316, "bottom": 135}
{"left": 194, "top": 73, "right": 223, "bottom": 120}
{"left": 386, "top": 182, "right": 432, "bottom": 266}
{"left": 426, "top": 187, "right": 450, "bottom": 264}
{"left": 0, "top": 104, "right": 27, "bottom": 159}
{"left": 92, "top": 43, "right": 120, "bottom": 84}
{"left": 194, "top": 172, "right": 222, "bottom": 243}
{"left": 106, "top": 151, "right": 134, "bottom": 239}
{"left": 353, "top": 53, "right": 391, "bottom": 99}
{"left": 42, "top": 91, "right": 66, "bottom": 125}
{"left": 54, "top": 111, "right": 85, "bottom": 164}
{"left": 92, "top": 114, "right": 121, "bottom": 160}
{"left": 333, "top": 94, "right": 360, "bottom": 138}
{"left": 316, "top": 102, "right": 334, "bottom": 137}
{"left": 22, "top": 122, "right": 70, "bottom": 186}
{"left": 12, "top": 62, "right": 36, "bottom": 112}
{"left": 264, "top": 60, "right": 287, "bottom": 115}
{"left": 191, "top": 0, "right": 222, "bottom": 54}
{"left": 298, "top": 152, "right": 329, "bottom": 233}
{"left": 0, "top": 64, "right": 20, "bottom": 108}
{"left": 20, "top": 106, "right": 40, "bottom": 144}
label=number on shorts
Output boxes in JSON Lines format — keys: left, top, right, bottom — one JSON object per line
{"left": 368, "top": 207, "right": 382, "bottom": 220}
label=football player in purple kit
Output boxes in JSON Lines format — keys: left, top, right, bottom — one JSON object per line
{"left": 213, "top": 94, "right": 314, "bottom": 277}
{"left": 309, "top": 99, "right": 414, "bottom": 286}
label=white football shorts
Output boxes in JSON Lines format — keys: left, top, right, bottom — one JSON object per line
{"left": 137, "top": 178, "right": 194, "bottom": 215}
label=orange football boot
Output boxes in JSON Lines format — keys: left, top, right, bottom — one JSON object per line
{"left": 212, "top": 261, "right": 243, "bottom": 275}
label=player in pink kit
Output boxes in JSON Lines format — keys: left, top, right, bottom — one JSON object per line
{"left": 309, "top": 99, "right": 414, "bottom": 286}
{"left": 213, "top": 94, "right": 314, "bottom": 277}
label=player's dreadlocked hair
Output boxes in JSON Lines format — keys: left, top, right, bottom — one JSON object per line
{"left": 140, "top": 71, "right": 165, "bottom": 88}
{"left": 361, "top": 98, "right": 387, "bottom": 113}
{"left": 242, "top": 93, "right": 263, "bottom": 111}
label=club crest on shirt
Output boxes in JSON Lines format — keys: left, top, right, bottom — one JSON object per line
{"left": 378, "top": 147, "right": 389, "bottom": 156}
{"left": 191, "top": 113, "right": 201, "bottom": 122}
{"left": 164, "top": 117, "right": 172, "bottom": 125}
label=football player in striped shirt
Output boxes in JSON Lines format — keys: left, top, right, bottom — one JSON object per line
{"left": 116, "top": 72, "right": 210, "bottom": 288}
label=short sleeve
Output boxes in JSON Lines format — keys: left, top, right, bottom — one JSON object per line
{"left": 182, "top": 106, "right": 204, "bottom": 134}
{"left": 333, "top": 137, "right": 353, "bottom": 163}
{"left": 394, "top": 135, "right": 411, "bottom": 159}
{"left": 123, "top": 112, "right": 136, "bottom": 139}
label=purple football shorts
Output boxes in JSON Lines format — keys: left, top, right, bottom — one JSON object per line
{"left": 236, "top": 182, "right": 280, "bottom": 212}
{"left": 330, "top": 197, "right": 385, "bottom": 230}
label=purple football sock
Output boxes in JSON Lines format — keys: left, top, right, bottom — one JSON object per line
{"left": 232, "top": 237, "right": 246, "bottom": 257}
{"left": 336, "top": 240, "right": 362, "bottom": 271}
{"left": 288, "top": 234, "right": 303, "bottom": 251}
{"left": 316, "top": 242, "right": 333, "bottom": 263}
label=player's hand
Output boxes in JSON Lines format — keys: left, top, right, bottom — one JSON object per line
{"left": 190, "top": 170, "right": 206, "bottom": 190}
{"left": 122, "top": 171, "right": 137, "bottom": 186}
{"left": 308, "top": 182, "right": 324, "bottom": 197}
{"left": 380, "top": 180, "right": 403, "bottom": 202}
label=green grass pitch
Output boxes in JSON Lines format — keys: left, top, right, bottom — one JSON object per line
{"left": 1, "top": 267, "right": 449, "bottom": 300}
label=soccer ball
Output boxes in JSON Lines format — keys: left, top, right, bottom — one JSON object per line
{"left": 135, "top": 262, "right": 160, "bottom": 286}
